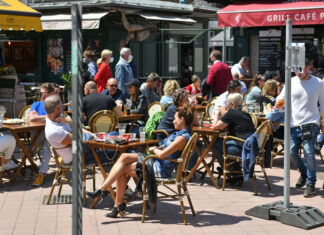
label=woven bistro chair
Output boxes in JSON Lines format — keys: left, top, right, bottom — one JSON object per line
{"left": 141, "top": 133, "right": 198, "bottom": 225}
{"left": 163, "top": 102, "right": 173, "bottom": 112}
{"left": 88, "top": 110, "right": 118, "bottom": 133}
{"left": 204, "top": 96, "right": 218, "bottom": 121}
{"left": 249, "top": 113, "right": 258, "bottom": 128}
{"left": 46, "top": 146, "right": 96, "bottom": 206}
{"left": 222, "top": 120, "right": 272, "bottom": 194}
{"left": 148, "top": 101, "right": 163, "bottom": 118}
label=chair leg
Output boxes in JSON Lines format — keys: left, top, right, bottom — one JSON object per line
{"left": 92, "top": 166, "right": 96, "bottom": 191}
{"left": 58, "top": 181, "right": 64, "bottom": 197}
{"left": 222, "top": 159, "right": 227, "bottom": 191}
{"left": 252, "top": 173, "right": 257, "bottom": 195}
{"left": 183, "top": 182, "right": 195, "bottom": 216}
{"left": 261, "top": 166, "right": 271, "bottom": 190}
{"left": 178, "top": 184, "right": 187, "bottom": 225}
{"left": 153, "top": 202, "right": 157, "bottom": 213}
{"left": 47, "top": 170, "right": 60, "bottom": 205}
{"left": 82, "top": 170, "right": 87, "bottom": 206}
{"left": 141, "top": 182, "right": 148, "bottom": 223}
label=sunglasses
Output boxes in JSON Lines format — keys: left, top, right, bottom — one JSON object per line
{"left": 109, "top": 84, "right": 118, "bottom": 87}
{"left": 41, "top": 92, "right": 48, "bottom": 95}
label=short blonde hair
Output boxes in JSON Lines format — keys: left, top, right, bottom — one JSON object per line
{"left": 163, "top": 80, "right": 180, "bottom": 96}
{"left": 263, "top": 79, "right": 277, "bottom": 96}
{"left": 97, "top": 49, "right": 112, "bottom": 65}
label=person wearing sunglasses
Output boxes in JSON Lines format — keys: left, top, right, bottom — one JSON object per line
{"left": 101, "top": 78, "right": 126, "bottom": 106}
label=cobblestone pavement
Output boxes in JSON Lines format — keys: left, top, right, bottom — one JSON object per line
{"left": 0, "top": 154, "right": 324, "bottom": 235}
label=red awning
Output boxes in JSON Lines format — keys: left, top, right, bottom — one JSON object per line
{"left": 218, "top": 0, "right": 324, "bottom": 27}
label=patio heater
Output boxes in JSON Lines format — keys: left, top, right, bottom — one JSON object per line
{"left": 245, "top": 19, "right": 324, "bottom": 230}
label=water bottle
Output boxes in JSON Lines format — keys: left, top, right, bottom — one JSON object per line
{"left": 0, "top": 115, "right": 3, "bottom": 128}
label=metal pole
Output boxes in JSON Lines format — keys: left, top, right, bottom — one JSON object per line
{"left": 222, "top": 27, "right": 227, "bottom": 63}
{"left": 283, "top": 19, "right": 292, "bottom": 209}
{"left": 71, "top": 3, "right": 83, "bottom": 235}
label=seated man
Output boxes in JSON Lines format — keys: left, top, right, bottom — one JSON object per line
{"left": 101, "top": 78, "right": 126, "bottom": 106}
{"left": 82, "top": 81, "right": 123, "bottom": 126}
{"left": 213, "top": 80, "right": 241, "bottom": 124}
{"left": 44, "top": 95, "right": 105, "bottom": 164}
{"left": 231, "top": 56, "right": 252, "bottom": 79}
{"left": 140, "top": 72, "right": 162, "bottom": 106}
{"left": 0, "top": 134, "right": 18, "bottom": 170}
{"left": 29, "top": 82, "right": 56, "bottom": 187}
{"left": 212, "top": 93, "right": 256, "bottom": 181}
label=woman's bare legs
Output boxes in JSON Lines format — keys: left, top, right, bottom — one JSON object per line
{"left": 114, "top": 162, "right": 137, "bottom": 206}
{"left": 100, "top": 153, "right": 138, "bottom": 191}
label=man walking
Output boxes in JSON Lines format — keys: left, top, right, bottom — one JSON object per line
{"left": 277, "top": 59, "right": 324, "bottom": 197}
{"left": 207, "top": 50, "right": 232, "bottom": 97}
{"left": 115, "top": 47, "right": 134, "bottom": 96}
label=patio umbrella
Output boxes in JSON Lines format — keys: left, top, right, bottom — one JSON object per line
{"left": 218, "top": 0, "right": 324, "bottom": 27}
{"left": 0, "top": 0, "right": 42, "bottom": 32}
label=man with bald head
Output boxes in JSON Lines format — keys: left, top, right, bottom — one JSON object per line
{"left": 101, "top": 78, "right": 126, "bottom": 105}
{"left": 82, "top": 81, "right": 122, "bottom": 125}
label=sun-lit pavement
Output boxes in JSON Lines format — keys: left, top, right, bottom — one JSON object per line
{"left": 0, "top": 153, "right": 324, "bottom": 235}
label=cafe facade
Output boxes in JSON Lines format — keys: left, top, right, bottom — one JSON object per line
{"left": 218, "top": 0, "right": 324, "bottom": 78}
{"left": 2, "top": 0, "right": 218, "bottom": 86}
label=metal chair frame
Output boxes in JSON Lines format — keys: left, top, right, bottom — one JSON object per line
{"left": 141, "top": 133, "right": 198, "bottom": 225}
{"left": 222, "top": 120, "right": 272, "bottom": 194}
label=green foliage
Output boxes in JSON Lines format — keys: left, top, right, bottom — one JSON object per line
{"left": 61, "top": 71, "right": 72, "bottom": 87}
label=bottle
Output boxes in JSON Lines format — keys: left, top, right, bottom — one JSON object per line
{"left": 0, "top": 114, "right": 3, "bottom": 128}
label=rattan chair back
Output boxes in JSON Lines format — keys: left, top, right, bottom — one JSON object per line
{"left": 88, "top": 110, "right": 118, "bottom": 133}
{"left": 18, "top": 105, "right": 32, "bottom": 120}
{"left": 148, "top": 101, "right": 163, "bottom": 118}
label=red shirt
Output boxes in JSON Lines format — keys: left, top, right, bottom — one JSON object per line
{"left": 186, "top": 84, "right": 201, "bottom": 95}
{"left": 94, "top": 62, "right": 113, "bottom": 93}
{"left": 207, "top": 61, "right": 232, "bottom": 96}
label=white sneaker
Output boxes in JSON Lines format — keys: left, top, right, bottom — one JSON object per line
{"left": 2, "top": 160, "right": 19, "bottom": 171}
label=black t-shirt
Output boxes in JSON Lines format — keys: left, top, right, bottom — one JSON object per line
{"left": 157, "top": 103, "right": 177, "bottom": 134}
{"left": 82, "top": 92, "right": 116, "bottom": 125}
{"left": 221, "top": 108, "right": 256, "bottom": 140}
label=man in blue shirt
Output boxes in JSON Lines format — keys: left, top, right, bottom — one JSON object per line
{"left": 115, "top": 47, "right": 134, "bottom": 96}
{"left": 29, "top": 83, "right": 56, "bottom": 187}
{"left": 101, "top": 78, "right": 126, "bottom": 105}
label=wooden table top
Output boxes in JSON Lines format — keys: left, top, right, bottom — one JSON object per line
{"left": 1, "top": 121, "right": 45, "bottom": 131}
{"left": 118, "top": 114, "right": 143, "bottom": 121}
{"left": 192, "top": 126, "right": 219, "bottom": 135}
{"left": 84, "top": 139, "right": 159, "bottom": 150}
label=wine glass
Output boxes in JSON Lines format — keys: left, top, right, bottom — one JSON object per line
{"left": 0, "top": 105, "right": 6, "bottom": 117}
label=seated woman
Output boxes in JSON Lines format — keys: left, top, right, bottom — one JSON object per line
{"left": 262, "top": 79, "right": 277, "bottom": 106}
{"left": 245, "top": 74, "right": 265, "bottom": 105}
{"left": 160, "top": 80, "right": 180, "bottom": 107}
{"left": 186, "top": 74, "right": 201, "bottom": 95}
{"left": 212, "top": 93, "right": 256, "bottom": 181}
{"left": 86, "top": 104, "right": 195, "bottom": 218}
{"left": 125, "top": 79, "right": 148, "bottom": 134}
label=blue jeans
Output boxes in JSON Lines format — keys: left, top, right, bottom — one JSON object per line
{"left": 290, "top": 125, "right": 318, "bottom": 185}
{"left": 212, "top": 138, "right": 242, "bottom": 169}
{"left": 317, "top": 132, "right": 324, "bottom": 149}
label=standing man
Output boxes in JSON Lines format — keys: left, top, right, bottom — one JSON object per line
{"left": 140, "top": 72, "right": 162, "bottom": 106}
{"left": 231, "top": 56, "right": 252, "bottom": 79}
{"left": 82, "top": 81, "right": 123, "bottom": 126}
{"left": 207, "top": 50, "right": 232, "bottom": 97}
{"left": 29, "top": 83, "right": 56, "bottom": 187}
{"left": 277, "top": 59, "right": 324, "bottom": 197}
{"left": 101, "top": 78, "right": 126, "bottom": 106}
{"left": 115, "top": 47, "right": 134, "bottom": 96}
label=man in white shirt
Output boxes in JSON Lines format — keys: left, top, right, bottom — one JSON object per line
{"left": 231, "top": 57, "right": 252, "bottom": 79}
{"left": 277, "top": 59, "right": 324, "bottom": 197}
{"left": 213, "top": 80, "right": 241, "bottom": 124}
{"left": 44, "top": 95, "right": 95, "bottom": 164}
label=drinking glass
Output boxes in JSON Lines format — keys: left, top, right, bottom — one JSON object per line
{"left": 254, "top": 104, "right": 260, "bottom": 113}
{"left": 118, "top": 123, "right": 127, "bottom": 135}
{"left": 140, "top": 127, "right": 146, "bottom": 141}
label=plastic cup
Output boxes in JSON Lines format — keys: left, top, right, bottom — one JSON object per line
{"left": 139, "top": 127, "right": 146, "bottom": 141}
{"left": 119, "top": 129, "right": 126, "bottom": 136}
{"left": 278, "top": 99, "right": 284, "bottom": 109}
